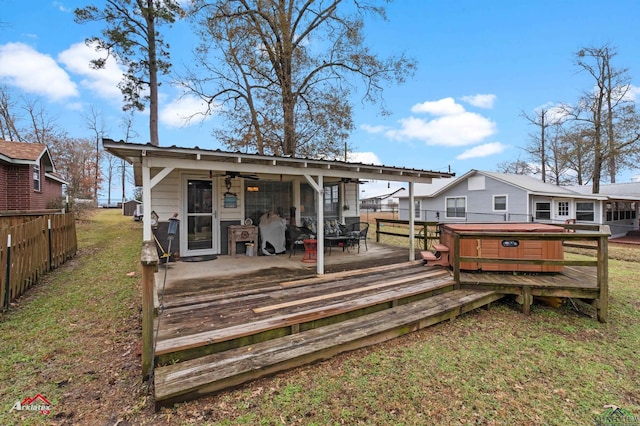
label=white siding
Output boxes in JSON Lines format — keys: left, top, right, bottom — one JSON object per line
{"left": 150, "top": 169, "right": 180, "bottom": 222}
{"left": 218, "top": 177, "right": 244, "bottom": 221}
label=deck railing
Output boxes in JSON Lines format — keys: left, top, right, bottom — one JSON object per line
{"left": 0, "top": 212, "right": 77, "bottom": 310}
{"left": 141, "top": 240, "right": 159, "bottom": 380}
{"left": 449, "top": 224, "right": 610, "bottom": 322}
{"left": 374, "top": 219, "right": 440, "bottom": 250}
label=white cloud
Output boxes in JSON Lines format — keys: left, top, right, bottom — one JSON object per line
{"left": 0, "top": 42, "right": 78, "bottom": 100}
{"left": 460, "top": 94, "right": 496, "bottom": 109}
{"left": 411, "top": 97, "right": 465, "bottom": 115}
{"left": 58, "top": 42, "right": 123, "bottom": 102}
{"left": 360, "top": 123, "right": 388, "bottom": 134}
{"left": 52, "top": 1, "right": 71, "bottom": 12}
{"left": 380, "top": 97, "right": 497, "bottom": 147}
{"left": 347, "top": 151, "right": 381, "bottom": 165}
{"left": 160, "top": 94, "right": 212, "bottom": 128}
{"left": 531, "top": 102, "right": 570, "bottom": 124}
{"left": 623, "top": 84, "right": 640, "bottom": 103}
{"left": 386, "top": 112, "right": 496, "bottom": 147}
{"left": 456, "top": 142, "right": 508, "bottom": 160}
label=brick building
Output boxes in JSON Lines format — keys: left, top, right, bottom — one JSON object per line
{"left": 0, "top": 140, "right": 66, "bottom": 211}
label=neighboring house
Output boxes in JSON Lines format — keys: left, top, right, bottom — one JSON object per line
{"left": 0, "top": 140, "right": 66, "bottom": 211}
{"left": 103, "top": 139, "right": 453, "bottom": 273}
{"left": 568, "top": 182, "right": 640, "bottom": 237}
{"left": 360, "top": 187, "right": 405, "bottom": 212}
{"left": 398, "top": 170, "right": 640, "bottom": 238}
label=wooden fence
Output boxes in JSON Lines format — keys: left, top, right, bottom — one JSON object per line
{"left": 374, "top": 219, "right": 440, "bottom": 250}
{"left": 0, "top": 213, "right": 77, "bottom": 310}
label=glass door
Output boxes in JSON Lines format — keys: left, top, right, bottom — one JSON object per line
{"left": 183, "top": 178, "right": 217, "bottom": 256}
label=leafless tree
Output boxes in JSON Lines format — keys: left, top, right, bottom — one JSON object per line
{"left": 184, "top": 0, "right": 416, "bottom": 157}
{"left": 83, "top": 106, "right": 107, "bottom": 204}
{"left": 496, "top": 157, "right": 535, "bottom": 175}
{"left": 0, "top": 86, "right": 23, "bottom": 141}
{"left": 569, "top": 45, "right": 640, "bottom": 192}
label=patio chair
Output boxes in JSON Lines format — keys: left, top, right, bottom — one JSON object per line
{"left": 345, "top": 222, "right": 369, "bottom": 253}
{"left": 286, "top": 225, "right": 314, "bottom": 258}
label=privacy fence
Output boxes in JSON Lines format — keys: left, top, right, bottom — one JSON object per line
{"left": 0, "top": 212, "right": 77, "bottom": 310}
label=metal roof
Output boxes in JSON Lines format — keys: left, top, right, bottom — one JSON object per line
{"left": 399, "top": 170, "right": 612, "bottom": 200}
{"left": 102, "top": 139, "right": 455, "bottom": 185}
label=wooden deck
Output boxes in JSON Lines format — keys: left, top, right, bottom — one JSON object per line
{"left": 151, "top": 261, "right": 504, "bottom": 407}
{"left": 142, "top": 229, "right": 610, "bottom": 408}
{"left": 460, "top": 266, "right": 600, "bottom": 315}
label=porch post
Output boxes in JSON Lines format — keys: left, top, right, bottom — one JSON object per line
{"left": 408, "top": 182, "right": 415, "bottom": 261}
{"left": 303, "top": 173, "right": 324, "bottom": 275}
{"left": 142, "top": 157, "right": 152, "bottom": 241}
{"left": 141, "top": 240, "right": 159, "bottom": 380}
{"left": 317, "top": 175, "right": 324, "bottom": 275}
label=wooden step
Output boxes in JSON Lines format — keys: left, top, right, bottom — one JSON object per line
{"left": 154, "top": 289, "right": 503, "bottom": 408}
{"left": 155, "top": 271, "right": 455, "bottom": 364}
{"left": 433, "top": 243, "right": 450, "bottom": 252}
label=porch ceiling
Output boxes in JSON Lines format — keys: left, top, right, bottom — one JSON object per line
{"left": 103, "top": 138, "right": 454, "bottom": 185}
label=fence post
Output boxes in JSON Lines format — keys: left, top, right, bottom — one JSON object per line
{"left": 3, "top": 234, "right": 11, "bottom": 311}
{"left": 141, "top": 240, "right": 159, "bottom": 380}
{"left": 48, "top": 218, "right": 53, "bottom": 271}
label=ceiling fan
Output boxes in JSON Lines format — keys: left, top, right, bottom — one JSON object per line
{"left": 211, "top": 171, "right": 260, "bottom": 180}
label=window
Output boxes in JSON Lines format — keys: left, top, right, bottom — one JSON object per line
{"left": 535, "top": 202, "right": 551, "bottom": 220}
{"left": 493, "top": 195, "right": 507, "bottom": 211}
{"left": 576, "top": 202, "right": 594, "bottom": 221}
{"left": 323, "top": 184, "right": 340, "bottom": 219}
{"left": 557, "top": 201, "right": 569, "bottom": 217}
{"left": 445, "top": 197, "right": 466, "bottom": 218}
{"left": 414, "top": 201, "right": 420, "bottom": 219}
{"left": 33, "top": 165, "right": 41, "bottom": 191}
{"left": 245, "top": 181, "right": 292, "bottom": 223}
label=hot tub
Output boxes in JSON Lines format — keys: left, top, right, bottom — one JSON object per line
{"left": 440, "top": 223, "right": 565, "bottom": 272}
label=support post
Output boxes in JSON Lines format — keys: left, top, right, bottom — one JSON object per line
{"left": 408, "top": 182, "right": 415, "bottom": 262}
{"left": 141, "top": 240, "right": 159, "bottom": 380}
{"left": 597, "top": 233, "right": 609, "bottom": 323}
{"left": 453, "top": 233, "right": 460, "bottom": 289}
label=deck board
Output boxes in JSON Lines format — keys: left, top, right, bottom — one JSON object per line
{"left": 155, "top": 268, "right": 453, "bottom": 357}
{"left": 459, "top": 265, "right": 597, "bottom": 290}
{"left": 154, "top": 289, "right": 503, "bottom": 406}
{"left": 155, "top": 264, "right": 448, "bottom": 341}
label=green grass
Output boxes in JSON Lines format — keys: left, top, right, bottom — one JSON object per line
{"left": 0, "top": 210, "right": 142, "bottom": 425}
{"left": 0, "top": 210, "right": 638, "bottom": 425}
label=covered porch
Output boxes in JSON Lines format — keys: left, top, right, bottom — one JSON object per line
{"left": 103, "top": 138, "right": 454, "bottom": 275}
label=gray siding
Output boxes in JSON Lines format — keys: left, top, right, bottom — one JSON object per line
{"left": 404, "top": 175, "right": 530, "bottom": 222}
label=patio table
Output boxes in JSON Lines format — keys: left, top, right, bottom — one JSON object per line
{"left": 324, "top": 235, "right": 354, "bottom": 255}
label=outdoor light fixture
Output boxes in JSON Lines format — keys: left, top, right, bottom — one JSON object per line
{"left": 167, "top": 214, "right": 179, "bottom": 239}
{"left": 247, "top": 186, "right": 260, "bottom": 192}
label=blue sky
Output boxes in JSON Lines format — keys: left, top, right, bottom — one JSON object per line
{"left": 2, "top": 0, "right": 640, "bottom": 199}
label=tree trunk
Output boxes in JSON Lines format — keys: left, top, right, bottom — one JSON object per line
{"left": 146, "top": 0, "right": 159, "bottom": 146}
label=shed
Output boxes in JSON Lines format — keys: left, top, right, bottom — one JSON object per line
{"left": 122, "top": 199, "right": 142, "bottom": 217}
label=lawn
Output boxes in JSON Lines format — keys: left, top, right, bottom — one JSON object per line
{"left": 0, "top": 209, "right": 638, "bottom": 425}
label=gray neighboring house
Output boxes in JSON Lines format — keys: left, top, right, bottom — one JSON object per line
{"left": 398, "top": 170, "right": 640, "bottom": 238}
